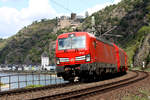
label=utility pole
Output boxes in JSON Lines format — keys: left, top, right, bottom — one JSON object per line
{"left": 91, "top": 16, "right": 95, "bottom": 35}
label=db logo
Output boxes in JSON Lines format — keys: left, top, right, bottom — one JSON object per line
{"left": 70, "top": 58, "right": 75, "bottom": 62}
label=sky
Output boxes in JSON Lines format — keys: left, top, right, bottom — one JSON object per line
{"left": 0, "top": 0, "right": 121, "bottom": 38}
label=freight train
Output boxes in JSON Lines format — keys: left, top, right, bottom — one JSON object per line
{"left": 55, "top": 32, "right": 128, "bottom": 82}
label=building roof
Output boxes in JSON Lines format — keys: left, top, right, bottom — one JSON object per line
{"left": 41, "top": 51, "right": 49, "bottom": 57}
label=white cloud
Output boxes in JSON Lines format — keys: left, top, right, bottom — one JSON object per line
{"left": 0, "top": 0, "right": 57, "bottom": 38}
{"left": 85, "top": 2, "right": 111, "bottom": 15}
{"left": 113, "top": 0, "right": 122, "bottom": 4}
{"left": 79, "top": 0, "right": 121, "bottom": 16}
{"left": 20, "top": 0, "right": 56, "bottom": 20}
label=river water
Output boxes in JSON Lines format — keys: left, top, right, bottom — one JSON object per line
{"left": 0, "top": 72, "right": 67, "bottom": 91}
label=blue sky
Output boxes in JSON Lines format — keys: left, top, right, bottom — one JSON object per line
{"left": 0, "top": 0, "right": 121, "bottom": 38}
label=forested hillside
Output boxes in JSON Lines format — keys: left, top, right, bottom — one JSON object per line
{"left": 0, "top": 19, "right": 58, "bottom": 64}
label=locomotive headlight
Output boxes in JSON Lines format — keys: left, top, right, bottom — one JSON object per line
{"left": 85, "top": 54, "right": 91, "bottom": 62}
{"left": 56, "top": 58, "right": 60, "bottom": 65}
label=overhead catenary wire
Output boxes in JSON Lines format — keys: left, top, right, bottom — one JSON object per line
{"left": 50, "top": 0, "right": 73, "bottom": 13}
{"left": 50, "top": 0, "right": 115, "bottom": 14}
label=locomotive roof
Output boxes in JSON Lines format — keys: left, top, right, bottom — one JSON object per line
{"left": 57, "top": 32, "right": 113, "bottom": 46}
{"left": 57, "top": 32, "right": 91, "bottom": 38}
{"left": 95, "top": 37, "right": 114, "bottom": 46}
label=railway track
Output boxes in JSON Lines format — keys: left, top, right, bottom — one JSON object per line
{"left": 0, "top": 82, "right": 82, "bottom": 97}
{"left": 30, "top": 70, "right": 148, "bottom": 100}
{"left": 0, "top": 70, "right": 148, "bottom": 100}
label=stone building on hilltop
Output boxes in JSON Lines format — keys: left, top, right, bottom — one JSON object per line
{"left": 57, "top": 13, "right": 83, "bottom": 30}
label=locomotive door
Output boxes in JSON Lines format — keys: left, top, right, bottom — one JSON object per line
{"left": 93, "top": 40, "right": 97, "bottom": 61}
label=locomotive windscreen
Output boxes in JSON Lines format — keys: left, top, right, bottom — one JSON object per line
{"left": 58, "top": 36, "right": 86, "bottom": 50}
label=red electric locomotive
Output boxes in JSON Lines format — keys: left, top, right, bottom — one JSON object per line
{"left": 55, "top": 32, "right": 128, "bottom": 82}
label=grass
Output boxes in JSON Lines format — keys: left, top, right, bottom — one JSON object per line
{"left": 129, "top": 66, "right": 150, "bottom": 72}
{"left": 25, "top": 84, "right": 43, "bottom": 88}
{"left": 143, "top": 67, "right": 150, "bottom": 72}
{"left": 123, "top": 88, "right": 150, "bottom": 100}
{"left": 144, "top": 68, "right": 150, "bottom": 72}
{"left": 129, "top": 66, "right": 142, "bottom": 71}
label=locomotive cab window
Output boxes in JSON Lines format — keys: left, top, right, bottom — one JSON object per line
{"left": 58, "top": 35, "right": 86, "bottom": 50}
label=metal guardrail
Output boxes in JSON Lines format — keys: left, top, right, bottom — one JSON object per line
{"left": 0, "top": 73, "right": 65, "bottom": 91}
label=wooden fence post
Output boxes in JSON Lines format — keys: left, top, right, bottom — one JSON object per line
{"left": 18, "top": 75, "right": 20, "bottom": 88}
{"left": 45, "top": 74, "right": 46, "bottom": 85}
{"left": 25, "top": 73, "right": 27, "bottom": 87}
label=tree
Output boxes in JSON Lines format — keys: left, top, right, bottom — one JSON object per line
{"left": 0, "top": 38, "right": 3, "bottom": 42}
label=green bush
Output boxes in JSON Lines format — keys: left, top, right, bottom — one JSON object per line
{"left": 25, "top": 85, "right": 43, "bottom": 88}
